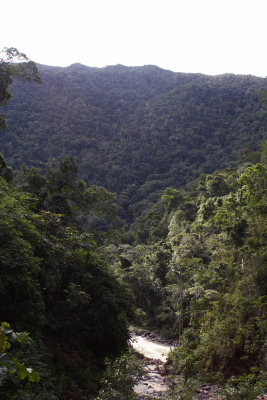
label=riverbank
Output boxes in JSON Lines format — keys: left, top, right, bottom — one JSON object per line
{"left": 137, "top": 330, "right": 180, "bottom": 347}
{"left": 129, "top": 332, "right": 227, "bottom": 400}
{"left": 130, "top": 330, "right": 267, "bottom": 400}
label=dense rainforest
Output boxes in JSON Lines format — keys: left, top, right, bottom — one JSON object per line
{"left": 2, "top": 48, "right": 267, "bottom": 399}
{"left": 1, "top": 62, "right": 267, "bottom": 225}
{"left": 0, "top": 49, "right": 133, "bottom": 399}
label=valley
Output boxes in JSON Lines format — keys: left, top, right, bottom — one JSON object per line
{"left": 2, "top": 52, "right": 267, "bottom": 399}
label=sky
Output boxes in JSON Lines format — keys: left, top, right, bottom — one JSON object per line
{"left": 2, "top": 0, "right": 267, "bottom": 77}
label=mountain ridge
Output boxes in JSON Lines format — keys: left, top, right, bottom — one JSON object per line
{"left": 1, "top": 63, "right": 267, "bottom": 219}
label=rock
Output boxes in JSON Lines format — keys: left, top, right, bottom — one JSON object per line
{"left": 142, "top": 331, "right": 151, "bottom": 337}
{"left": 194, "top": 384, "right": 223, "bottom": 400}
{"left": 133, "top": 331, "right": 175, "bottom": 397}
{"left": 140, "top": 330, "right": 179, "bottom": 347}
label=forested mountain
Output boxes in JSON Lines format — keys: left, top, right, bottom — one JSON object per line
{"left": 3, "top": 53, "right": 267, "bottom": 399}
{"left": 1, "top": 64, "right": 267, "bottom": 222}
{"left": 0, "top": 49, "right": 133, "bottom": 399}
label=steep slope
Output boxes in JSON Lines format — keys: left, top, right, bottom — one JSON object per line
{"left": 1, "top": 64, "right": 267, "bottom": 209}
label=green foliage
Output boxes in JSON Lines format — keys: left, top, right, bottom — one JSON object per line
{"left": 112, "top": 158, "right": 267, "bottom": 391}
{"left": 20, "top": 156, "right": 120, "bottom": 243}
{"left": 0, "top": 178, "right": 45, "bottom": 328}
{"left": 0, "top": 322, "right": 40, "bottom": 384}
{"left": 0, "top": 164, "right": 133, "bottom": 397}
{"left": 220, "top": 368, "right": 267, "bottom": 400}
{"left": 0, "top": 47, "right": 41, "bottom": 133}
{"left": 95, "top": 349, "right": 145, "bottom": 400}
{"left": 162, "top": 189, "right": 185, "bottom": 212}
{"left": 3, "top": 47, "right": 267, "bottom": 398}
{"left": 165, "top": 376, "right": 201, "bottom": 400}
{"left": 105, "top": 242, "right": 171, "bottom": 329}
{"left": 167, "top": 346, "right": 200, "bottom": 381}
{"left": 1, "top": 64, "right": 267, "bottom": 222}
{"left": 0, "top": 152, "right": 13, "bottom": 181}
{"left": 162, "top": 162, "right": 267, "bottom": 380}
{"left": 0, "top": 57, "right": 174, "bottom": 397}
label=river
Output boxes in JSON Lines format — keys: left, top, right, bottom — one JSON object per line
{"left": 131, "top": 334, "right": 172, "bottom": 362}
{"left": 131, "top": 334, "right": 174, "bottom": 396}
{"left": 131, "top": 334, "right": 226, "bottom": 399}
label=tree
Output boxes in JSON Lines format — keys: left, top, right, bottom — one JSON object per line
{"left": 0, "top": 152, "right": 13, "bottom": 182}
{"left": 0, "top": 47, "right": 41, "bottom": 132}
{"left": 0, "top": 172, "right": 133, "bottom": 397}
{"left": 20, "top": 156, "right": 121, "bottom": 243}
{"left": 162, "top": 188, "right": 184, "bottom": 212}
{"left": 0, "top": 177, "right": 45, "bottom": 329}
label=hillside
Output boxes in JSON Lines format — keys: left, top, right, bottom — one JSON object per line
{"left": 3, "top": 56, "right": 267, "bottom": 399}
{"left": 1, "top": 64, "right": 267, "bottom": 220}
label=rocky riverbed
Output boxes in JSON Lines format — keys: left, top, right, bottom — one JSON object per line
{"left": 131, "top": 331, "right": 176, "bottom": 397}
{"left": 131, "top": 331, "right": 267, "bottom": 400}
{"left": 130, "top": 332, "right": 233, "bottom": 400}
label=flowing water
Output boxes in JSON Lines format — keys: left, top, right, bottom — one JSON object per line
{"left": 131, "top": 335, "right": 171, "bottom": 362}
{"left": 131, "top": 334, "right": 224, "bottom": 399}
{"left": 131, "top": 334, "right": 174, "bottom": 396}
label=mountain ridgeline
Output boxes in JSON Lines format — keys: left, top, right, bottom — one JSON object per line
{"left": 3, "top": 57, "right": 267, "bottom": 398}
{"left": 1, "top": 64, "right": 267, "bottom": 221}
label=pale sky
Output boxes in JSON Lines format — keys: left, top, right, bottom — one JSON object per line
{"left": 3, "top": 0, "right": 267, "bottom": 77}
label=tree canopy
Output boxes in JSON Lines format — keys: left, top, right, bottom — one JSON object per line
{"left": 0, "top": 51, "right": 133, "bottom": 398}
{"left": 3, "top": 48, "right": 267, "bottom": 399}
{"left": 0, "top": 47, "right": 41, "bottom": 132}
{"left": 1, "top": 63, "right": 267, "bottom": 224}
